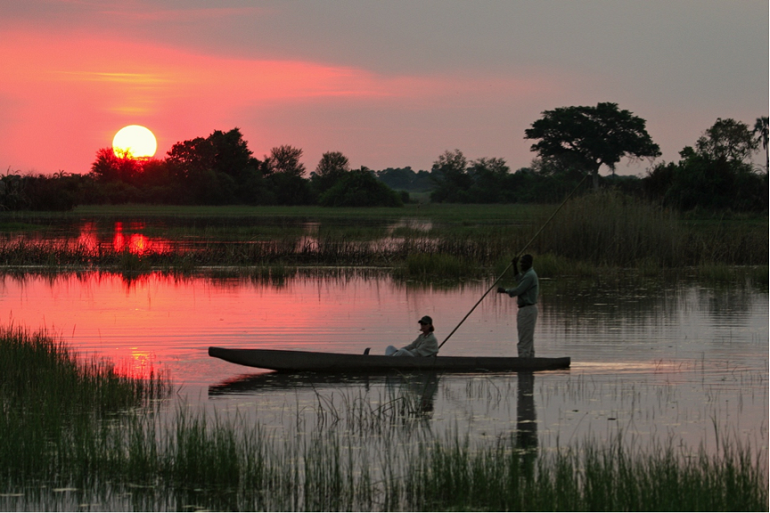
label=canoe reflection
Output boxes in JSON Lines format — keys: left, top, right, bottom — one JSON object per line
{"left": 209, "top": 371, "right": 437, "bottom": 396}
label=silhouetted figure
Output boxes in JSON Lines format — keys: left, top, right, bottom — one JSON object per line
{"left": 385, "top": 315, "right": 439, "bottom": 357}
{"left": 497, "top": 255, "right": 539, "bottom": 357}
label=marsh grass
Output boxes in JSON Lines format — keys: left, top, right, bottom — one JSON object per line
{"left": 396, "top": 252, "right": 479, "bottom": 279}
{"left": 405, "top": 433, "right": 768, "bottom": 512}
{"left": 0, "top": 325, "right": 170, "bottom": 412}
{"left": 541, "top": 191, "right": 687, "bottom": 267}
{"left": 540, "top": 191, "right": 768, "bottom": 267}
{"left": 695, "top": 263, "right": 769, "bottom": 285}
{"left": 0, "top": 325, "right": 171, "bottom": 488}
{"left": 2, "top": 329, "right": 766, "bottom": 511}
{"left": 1, "top": 196, "right": 766, "bottom": 276}
{"left": 7, "top": 402, "right": 764, "bottom": 511}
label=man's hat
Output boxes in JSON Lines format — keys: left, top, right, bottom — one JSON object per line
{"left": 418, "top": 315, "right": 433, "bottom": 325}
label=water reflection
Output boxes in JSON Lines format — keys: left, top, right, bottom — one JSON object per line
{"left": 210, "top": 371, "right": 442, "bottom": 415}
{"left": 4, "top": 217, "right": 438, "bottom": 259}
{"left": 516, "top": 372, "right": 537, "bottom": 452}
{"left": 208, "top": 372, "right": 381, "bottom": 394}
{"left": 387, "top": 372, "right": 440, "bottom": 414}
{"left": 0, "top": 270, "right": 766, "bottom": 460}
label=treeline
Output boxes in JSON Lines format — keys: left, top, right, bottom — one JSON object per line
{"left": 0, "top": 129, "right": 404, "bottom": 211}
{"left": 1, "top": 109, "right": 767, "bottom": 213}
{"left": 423, "top": 112, "right": 767, "bottom": 211}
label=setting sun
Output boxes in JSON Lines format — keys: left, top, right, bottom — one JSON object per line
{"left": 112, "top": 125, "right": 157, "bottom": 159}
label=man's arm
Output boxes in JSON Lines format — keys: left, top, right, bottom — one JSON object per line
{"left": 502, "top": 271, "right": 534, "bottom": 298}
{"left": 497, "top": 256, "right": 521, "bottom": 294}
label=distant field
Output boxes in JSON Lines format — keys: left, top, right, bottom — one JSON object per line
{"left": 2, "top": 201, "right": 766, "bottom": 227}
{"left": 0, "top": 198, "right": 766, "bottom": 273}
{"left": 66, "top": 203, "right": 553, "bottom": 225}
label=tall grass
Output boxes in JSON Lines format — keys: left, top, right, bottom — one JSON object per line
{"left": 396, "top": 252, "right": 479, "bottom": 279}
{"left": 405, "top": 434, "right": 767, "bottom": 511}
{"left": 2, "top": 327, "right": 766, "bottom": 511}
{"left": 6, "top": 407, "right": 764, "bottom": 511}
{"left": 0, "top": 325, "right": 170, "bottom": 412}
{"left": 540, "top": 191, "right": 686, "bottom": 267}
{"left": 1, "top": 195, "right": 767, "bottom": 274}
{"left": 539, "top": 191, "right": 768, "bottom": 267}
{"left": 0, "top": 325, "right": 171, "bottom": 485}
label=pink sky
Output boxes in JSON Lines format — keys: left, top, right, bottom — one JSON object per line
{"left": 1, "top": 1, "right": 767, "bottom": 176}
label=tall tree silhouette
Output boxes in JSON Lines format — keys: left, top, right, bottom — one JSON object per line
{"left": 753, "top": 116, "right": 769, "bottom": 173}
{"left": 89, "top": 148, "right": 143, "bottom": 184}
{"left": 311, "top": 151, "right": 350, "bottom": 193}
{"left": 263, "top": 145, "right": 305, "bottom": 177}
{"left": 525, "top": 102, "right": 660, "bottom": 190}
{"left": 696, "top": 118, "right": 757, "bottom": 164}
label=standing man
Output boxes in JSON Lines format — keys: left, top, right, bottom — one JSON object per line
{"left": 497, "top": 254, "right": 539, "bottom": 357}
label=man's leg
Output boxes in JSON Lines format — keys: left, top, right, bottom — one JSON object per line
{"left": 517, "top": 305, "right": 538, "bottom": 357}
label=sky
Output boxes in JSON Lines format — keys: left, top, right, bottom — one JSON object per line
{"left": 1, "top": 0, "right": 767, "bottom": 177}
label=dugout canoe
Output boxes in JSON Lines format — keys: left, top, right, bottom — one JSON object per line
{"left": 208, "top": 347, "right": 570, "bottom": 373}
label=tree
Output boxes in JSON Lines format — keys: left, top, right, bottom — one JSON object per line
{"left": 263, "top": 145, "right": 306, "bottom": 177}
{"left": 165, "top": 128, "right": 260, "bottom": 204}
{"left": 429, "top": 149, "right": 471, "bottom": 202}
{"left": 262, "top": 145, "right": 311, "bottom": 205}
{"left": 89, "top": 148, "right": 144, "bottom": 184}
{"left": 311, "top": 151, "right": 350, "bottom": 194}
{"left": 642, "top": 118, "right": 769, "bottom": 213}
{"left": 753, "top": 116, "right": 769, "bottom": 173}
{"left": 376, "top": 167, "right": 416, "bottom": 190}
{"left": 466, "top": 157, "right": 513, "bottom": 203}
{"left": 695, "top": 118, "right": 757, "bottom": 164}
{"left": 166, "top": 128, "right": 257, "bottom": 180}
{"left": 524, "top": 102, "right": 661, "bottom": 190}
{"left": 319, "top": 167, "right": 403, "bottom": 207}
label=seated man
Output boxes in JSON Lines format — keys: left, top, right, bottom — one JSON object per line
{"left": 386, "top": 316, "right": 439, "bottom": 357}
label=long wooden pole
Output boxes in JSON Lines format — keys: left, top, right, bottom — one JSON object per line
{"left": 438, "top": 174, "right": 589, "bottom": 350}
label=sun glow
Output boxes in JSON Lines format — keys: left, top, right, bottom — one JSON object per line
{"left": 112, "top": 125, "right": 157, "bottom": 158}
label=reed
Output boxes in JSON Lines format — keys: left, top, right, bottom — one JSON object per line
{"left": 396, "top": 251, "right": 479, "bottom": 279}
{"left": 1, "top": 196, "right": 767, "bottom": 274}
{"left": 540, "top": 191, "right": 686, "bottom": 267}
{"left": 0, "top": 325, "right": 171, "bottom": 487}
{"left": 403, "top": 433, "right": 767, "bottom": 511}
{"left": 2, "top": 355, "right": 766, "bottom": 511}
{"left": 539, "top": 191, "right": 768, "bottom": 267}
{"left": 0, "top": 325, "right": 170, "bottom": 412}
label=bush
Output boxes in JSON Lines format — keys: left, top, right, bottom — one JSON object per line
{"left": 320, "top": 168, "right": 403, "bottom": 207}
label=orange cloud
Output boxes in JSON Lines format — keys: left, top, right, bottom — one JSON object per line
{"left": 0, "top": 26, "right": 557, "bottom": 173}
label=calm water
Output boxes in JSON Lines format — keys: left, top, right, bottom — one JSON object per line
{"left": 1, "top": 270, "right": 767, "bottom": 458}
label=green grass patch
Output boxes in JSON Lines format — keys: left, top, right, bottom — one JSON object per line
{"left": 1, "top": 197, "right": 766, "bottom": 273}
{"left": 0, "top": 325, "right": 170, "bottom": 412}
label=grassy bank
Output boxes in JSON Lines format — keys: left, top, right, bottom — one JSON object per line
{"left": 1, "top": 326, "right": 766, "bottom": 511}
{"left": 0, "top": 325, "right": 172, "bottom": 489}
{"left": 0, "top": 193, "right": 767, "bottom": 276}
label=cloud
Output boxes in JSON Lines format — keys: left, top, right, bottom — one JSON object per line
{"left": 1, "top": 0, "right": 764, "bottom": 175}
{"left": 0, "top": 25, "right": 559, "bottom": 172}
